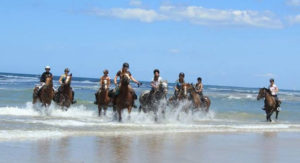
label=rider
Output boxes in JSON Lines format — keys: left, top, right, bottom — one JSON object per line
{"left": 94, "top": 69, "right": 111, "bottom": 104}
{"left": 195, "top": 77, "right": 205, "bottom": 102}
{"left": 150, "top": 69, "right": 162, "bottom": 94}
{"left": 34, "top": 66, "right": 53, "bottom": 97}
{"left": 174, "top": 72, "right": 185, "bottom": 98}
{"left": 57, "top": 68, "right": 76, "bottom": 104}
{"left": 269, "top": 78, "right": 280, "bottom": 110}
{"left": 113, "top": 62, "right": 141, "bottom": 107}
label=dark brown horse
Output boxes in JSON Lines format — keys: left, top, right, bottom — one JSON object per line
{"left": 168, "top": 83, "right": 190, "bottom": 106}
{"left": 54, "top": 74, "right": 73, "bottom": 110}
{"left": 257, "top": 88, "right": 280, "bottom": 122}
{"left": 32, "top": 76, "right": 54, "bottom": 107}
{"left": 95, "top": 84, "right": 111, "bottom": 116}
{"left": 187, "top": 84, "right": 211, "bottom": 112}
{"left": 114, "top": 74, "right": 135, "bottom": 121}
{"left": 139, "top": 80, "right": 168, "bottom": 121}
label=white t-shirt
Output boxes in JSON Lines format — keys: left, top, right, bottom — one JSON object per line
{"left": 269, "top": 84, "right": 278, "bottom": 96}
{"left": 152, "top": 77, "right": 162, "bottom": 87}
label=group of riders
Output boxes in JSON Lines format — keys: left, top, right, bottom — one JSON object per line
{"left": 33, "top": 62, "right": 281, "bottom": 112}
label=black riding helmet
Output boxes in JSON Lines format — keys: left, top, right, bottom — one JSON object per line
{"left": 179, "top": 72, "right": 185, "bottom": 77}
{"left": 197, "top": 77, "right": 202, "bottom": 81}
{"left": 123, "top": 62, "right": 129, "bottom": 68}
{"left": 153, "top": 69, "right": 160, "bottom": 74}
{"left": 270, "top": 78, "right": 275, "bottom": 82}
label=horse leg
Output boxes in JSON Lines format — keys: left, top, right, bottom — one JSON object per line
{"left": 98, "top": 105, "right": 102, "bottom": 117}
{"left": 138, "top": 105, "right": 142, "bottom": 113}
{"left": 128, "top": 107, "right": 132, "bottom": 120}
{"left": 104, "top": 106, "right": 107, "bottom": 116}
{"left": 118, "top": 108, "right": 122, "bottom": 122}
{"left": 275, "top": 111, "right": 279, "bottom": 120}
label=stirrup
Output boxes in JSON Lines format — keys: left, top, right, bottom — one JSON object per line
{"left": 72, "top": 100, "right": 77, "bottom": 104}
{"left": 277, "top": 107, "right": 281, "bottom": 111}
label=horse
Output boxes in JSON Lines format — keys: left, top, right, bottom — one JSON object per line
{"left": 32, "top": 76, "right": 54, "bottom": 107}
{"left": 95, "top": 81, "right": 111, "bottom": 116}
{"left": 114, "top": 74, "right": 135, "bottom": 122}
{"left": 139, "top": 80, "right": 168, "bottom": 121}
{"left": 54, "top": 74, "right": 74, "bottom": 110}
{"left": 168, "top": 83, "right": 190, "bottom": 107}
{"left": 257, "top": 88, "right": 280, "bottom": 122}
{"left": 186, "top": 84, "right": 211, "bottom": 112}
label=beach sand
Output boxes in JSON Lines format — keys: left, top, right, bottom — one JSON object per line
{"left": 1, "top": 132, "right": 300, "bottom": 163}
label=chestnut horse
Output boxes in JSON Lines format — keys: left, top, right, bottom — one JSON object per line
{"left": 32, "top": 76, "right": 54, "bottom": 107}
{"left": 168, "top": 83, "right": 190, "bottom": 106}
{"left": 257, "top": 88, "right": 280, "bottom": 122}
{"left": 54, "top": 74, "right": 73, "bottom": 110}
{"left": 95, "top": 81, "right": 111, "bottom": 116}
{"left": 139, "top": 80, "right": 168, "bottom": 121}
{"left": 186, "top": 84, "right": 211, "bottom": 112}
{"left": 114, "top": 74, "right": 135, "bottom": 122}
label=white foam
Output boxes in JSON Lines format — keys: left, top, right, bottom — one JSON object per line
{"left": 0, "top": 130, "right": 65, "bottom": 141}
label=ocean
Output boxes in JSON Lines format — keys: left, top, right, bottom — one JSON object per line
{"left": 0, "top": 72, "right": 300, "bottom": 162}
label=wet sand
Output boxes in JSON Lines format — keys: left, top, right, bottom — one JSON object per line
{"left": 1, "top": 132, "right": 300, "bottom": 163}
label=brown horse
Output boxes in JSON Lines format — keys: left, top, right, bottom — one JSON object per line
{"left": 114, "top": 74, "right": 135, "bottom": 122}
{"left": 54, "top": 74, "right": 73, "bottom": 110}
{"left": 32, "top": 76, "right": 54, "bottom": 107}
{"left": 168, "top": 83, "right": 191, "bottom": 108}
{"left": 257, "top": 88, "right": 280, "bottom": 122}
{"left": 95, "top": 84, "right": 111, "bottom": 116}
{"left": 186, "top": 84, "right": 211, "bottom": 112}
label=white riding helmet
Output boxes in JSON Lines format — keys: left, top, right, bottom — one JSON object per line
{"left": 45, "top": 66, "right": 51, "bottom": 69}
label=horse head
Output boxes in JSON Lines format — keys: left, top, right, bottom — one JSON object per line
{"left": 45, "top": 75, "right": 53, "bottom": 86}
{"left": 101, "top": 79, "right": 109, "bottom": 90}
{"left": 158, "top": 80, "right": 168, "bottom": 94}
{"left": 257, "top": 88, "right": 267, "bottom": 100}
{"left": 121, "top": 74, "right": 130, "bottom": 86}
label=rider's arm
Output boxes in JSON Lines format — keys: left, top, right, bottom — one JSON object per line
{"left": 130, "top": 76, "right": 139, "bottom": 84}
{"left": 199, "top": 84, "right": 203, "bottom": 92}
{"left": 99, "top": 77, "right": 103, "bottom": 86}
{"left": 40, "top": 73, "right": 46, "bottom": 83}
{"left": 107, "top": 77, "right": 111, "bottom": 88}
{"left": 114, "top": 75, "right": 118, "bottom": 85}
{"left": 151, "top": 81, "right": 156, "bottom": 88}
{"left": 58, "top": 75, "right": 63, "bottom": 85}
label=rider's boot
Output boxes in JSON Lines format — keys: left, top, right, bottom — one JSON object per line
{"left": 72, "top": 91, "right": 77, "bottom": 104}
{"left": 94, "top": 92, "right": 98, "bottom": 104}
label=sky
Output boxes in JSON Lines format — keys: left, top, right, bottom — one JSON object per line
{"left": 0, "top": 0, "right": 300, "bottom": 89}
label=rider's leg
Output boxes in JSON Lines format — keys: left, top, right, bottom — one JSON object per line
{"left": 71, "top": 89, "right": 76, "bottom": 104}
{"left": 129, "top": 85, "right": 137, "bottom": 108}
{"left": 199, "top": 92, "right": 205, "bottom": 102}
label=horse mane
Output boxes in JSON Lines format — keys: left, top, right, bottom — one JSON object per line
{"left": 263, "top": 87, "right": 271, "bottom": 95}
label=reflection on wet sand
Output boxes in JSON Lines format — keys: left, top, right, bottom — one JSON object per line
{"left": 3, "top": 132, "right": 300, "bottom": 163}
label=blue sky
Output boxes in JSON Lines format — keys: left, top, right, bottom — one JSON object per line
{"left": 1, "top": 0, "right": 300, "bottom": 89}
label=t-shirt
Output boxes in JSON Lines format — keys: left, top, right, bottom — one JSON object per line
{"left": 152, "top": 77, "right": 162, "bottom": 87}
{"left": 175, "top": 79, "right": 185, "bottom": 90}
{"left": 269, "top": 84, "right": 278, "bottom": 96}
{"left": 40, "top": 72, "right": 52, "bottom": 82}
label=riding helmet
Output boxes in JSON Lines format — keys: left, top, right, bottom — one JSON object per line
{"left": 64, "top": 68, "right": 70, "bottom": 72}
{"left": 153, "top": 69, "right": 160, "bottom": 74}
{"left": 197, "top": 77, "right": 202, "bottom": 81}
{"left": 179, "top": 72, "right": 185, "bottom": 77}
{"left": 45, "top": 66, "right": 51, "bottom": 69}
{"left": 123, "top": 62, "right": 129, "bottom": 68}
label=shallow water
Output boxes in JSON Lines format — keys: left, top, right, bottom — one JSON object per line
{"left": 1, "top": 72, "right": 300, "bottom": 142}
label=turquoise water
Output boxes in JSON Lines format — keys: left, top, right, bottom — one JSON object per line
{"left": 1, "top": 72, "right": 300, "bottom": 141}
